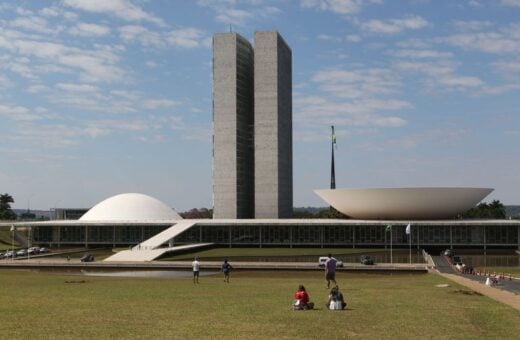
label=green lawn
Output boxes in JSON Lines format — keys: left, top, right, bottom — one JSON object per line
{"left": 0, "top": 229, "right": 20, "bottom": 249}
{"left": 0, "top": 270, "right": 518, "bottom": 339}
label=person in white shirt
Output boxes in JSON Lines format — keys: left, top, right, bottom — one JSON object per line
{"left": 192, "top": 257, "right": 200, "bottom": 284}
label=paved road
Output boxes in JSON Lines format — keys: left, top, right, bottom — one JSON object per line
{"left": 432, "top": 256, "right": 519, "bottom": 295}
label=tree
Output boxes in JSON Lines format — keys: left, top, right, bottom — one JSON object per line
{"left": 180, "top": 208, "right": 213, "bottom": 219}
{"left": 0, "top": 193, "right": 17, "bottom": 220}
{"left": 462, "top": 200, "right": 506, "bottom": 219}
{"left": 317, "top": 207, "right": 349, "bottom": 219}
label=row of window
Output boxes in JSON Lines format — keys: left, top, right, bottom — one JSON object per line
{"left": 32, "top": 224, "right": 519, "bottom": 246}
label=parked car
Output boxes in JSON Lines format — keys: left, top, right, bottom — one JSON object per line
{"left": 80, "top": 254, "right": 95, "bottom": 262}
{"left": 4, "top": 250, "right": 16, "bottom": 258}
{"left": 16, "top": 249, "right": 27, "bottom": 257}
{"left": 39, "top": 247, "right": 49, "bottom": 253}
{"left": 318, "top": 256, "right": 344, "bottom": 268}
{"left": 360, "top": 255, "right": 374, "bottom": 265}
{"left": 452, "top": 255, "right": 462, "bottom": 265}
{"left": 28, "top": 247, "right": 40, "bottom": 255}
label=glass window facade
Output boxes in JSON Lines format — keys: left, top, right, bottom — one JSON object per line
{"left": 30, "top": 222, "right": 519, "bottom": 248}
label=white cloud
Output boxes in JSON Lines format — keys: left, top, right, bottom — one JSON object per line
{"left": 346, "top": 34, "right": 361, "bottom": 42}
{"left": 452, "top": 20, "right": 493, "bottom": 32}
{"left": 39, "top": 7, "right": 60, "bottom": 17}
{"left": 300, "top": 0, "right": 382, "bottom": 15}
{"left": 0, "top": 104, "right": 42, "bottom": 121}
{"left": 26, "top": 84, "right": 49, "bottom": 93}
{"left": 145, "top": 60, "right": 159, "bottom": 68}
{"left": 118, "top": 25, "right": 207, "bottom": 49}
{"left": 10, "top": 16, "right": 60, "bottom": 35}
{"left": 69, "top": 23, "right": 110, "bottom": 37}
{"left": 441, "top": 31, "right": 520, "bottom": 54}
{"left": 142, "top": 99, "right": 179, "bottom": 109}
{"left": 0, "top": 73, "right": 12, "bottom": 88}
{"left": 317, "top": 34, "right": 342, "bottom": 42}
{"left": 55, "top": 83, "right": 99, "bottom": 92}
{"left": 361, "top": 15, "right": 429, "bottom": 34}
{"left": 3, "top": 59, "right": 38, "bottom": 79}
{"left": 293, "top": 65, "right": 409, "bottom": 136}
{"left": 63, "top": 0, "right": 166, "bottom": 27}
{"left": 387, "top": 128, "right": 467, "bottom": 149}
{"left": 167, "top": 28, "right": 206, "bottom": 49}
{"left": 119, "top": 25, "right": 164, "bottom": 47}
{"left": 312, "top": 67, "right": 402, "bottom": 98}
{"left": 395, "top": 60, "right": 484, "bottom": 91}
{"left": 492, "top": 61, "right": 520, "bottom": 73}
{"left": 15, "top": 7, "right": 33, "bottom": 16}
{"left": 0, "top": 29, "right": 127, "bottom": 83}
{"left": 215, "top": 8, "right": 252, "bottom": 25}
{"left": 501, "top": 0, "right": 520, "bottom": 6}
{"left": 198, "top": 0, "right": 281, "bottom": 26}
{"left": 392, "top": 49, "right": 453, "bottom": 59}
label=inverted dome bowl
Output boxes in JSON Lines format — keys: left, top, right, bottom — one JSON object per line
{"left": 314, "top": 187, "right": 493, "bottom": 220}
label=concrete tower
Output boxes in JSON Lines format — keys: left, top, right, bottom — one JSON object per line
{"left": 212, "top": 32, "right": 255, "bottom": 219}
{"left": 254, "top": 31, "right": 293, "bottom": 218}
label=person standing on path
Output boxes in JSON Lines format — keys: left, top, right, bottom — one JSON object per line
{"left": 192, "top": 257, "right": 200, "bottom": 284}
{"left": 222, "top": 259, "right": 232, "bottom": 283}
{"left": 325, "top": 254, "right": 337, "bottom": 289}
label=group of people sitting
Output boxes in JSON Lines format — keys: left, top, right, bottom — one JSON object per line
{"left": 293, "top": 284, "right": 347, "bottom": 311}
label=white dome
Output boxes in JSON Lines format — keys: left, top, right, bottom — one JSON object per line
{"left": 79, "top": 193, "right": 182, "bottom": 221}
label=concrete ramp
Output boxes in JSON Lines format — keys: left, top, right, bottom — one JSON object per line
{"left": 135, "top": 221, "right": 198, "bottom": 250}
{"left": 104, "top": 220, "right": 208, "bottom": 262}
{"left": 104, "top": 243, "right": 212, "bottom": 262}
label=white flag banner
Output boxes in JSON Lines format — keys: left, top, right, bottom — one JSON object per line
{"left": 405, "top": 223, "right": 411, "bottom": 235}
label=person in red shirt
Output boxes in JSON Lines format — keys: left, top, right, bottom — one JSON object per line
{"left": 293, "top": 285, "right": 314, "bottom": 310}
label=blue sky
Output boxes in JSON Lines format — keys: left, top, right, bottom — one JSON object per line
{"left": 1, "top": 0, "right": 519, "bottom": 211}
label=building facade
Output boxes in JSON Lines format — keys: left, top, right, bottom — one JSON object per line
{"left": 213, "top": 32, "right": 255, "bottom": 219}
{"left": 254, "top": 32, "right": 293, "bottom": 219}
{"left": 27, "top": 219, "right": 520, "bottom": 250}
{"left": 212, "top": 31, "right": 293, "bottom": 219}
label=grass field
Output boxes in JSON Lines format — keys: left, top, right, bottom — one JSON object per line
{"left": 0, "top": 270, "right": 518, "bottom": 339}
{"left": 0, "top": 229, "right": 20, "bottom": 249}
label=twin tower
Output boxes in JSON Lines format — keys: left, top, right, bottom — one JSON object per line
{"left": 213, "top": 31, "right": 293, "bottom": 219}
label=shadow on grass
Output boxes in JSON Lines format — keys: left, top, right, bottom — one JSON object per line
{"left": 451, "top": 289, "right": 483, "bottom": 296}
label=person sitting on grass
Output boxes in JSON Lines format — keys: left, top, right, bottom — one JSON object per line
{"left": 327, "top": 285, "right": 346, "bottom": 310}
{"left": 293, "top": 285, "right": 314, "bottom": 310}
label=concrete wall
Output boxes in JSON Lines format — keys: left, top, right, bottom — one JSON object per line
{"left": 254, "top": 31, "right": 293, "bottom": 218}
{"left": 213, "top": 33, "right": 254, "bottom": 218}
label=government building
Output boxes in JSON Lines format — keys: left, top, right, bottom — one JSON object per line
{"left": 1, "top": 31, "right": 519, "bottom": 261}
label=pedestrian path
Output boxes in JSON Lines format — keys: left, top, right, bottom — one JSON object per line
{"left": 438, "top": 272, "right": 519, "bottom": 310}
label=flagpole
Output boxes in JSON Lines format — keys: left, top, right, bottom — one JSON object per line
{"left": 11, "top": 226, "right": 14, "bottom": 262}
{"left": 390, "top": 228, "right": 393, "bottom": 264}
{"left": 330, "top": 125, "right": 336, "bottom": 190}
{"left": 409, "top": 225, "right": 411, "bottom": 264}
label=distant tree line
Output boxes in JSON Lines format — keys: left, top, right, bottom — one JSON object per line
{"left": 461, "top": 200, "right": 506, "bottom": 219}
{"left": 179, "top": 207, "right": 349, "bottom": 219}
{"left": 180, "top": 208, "right": 213, "bottom": 219}
{"left": 292, "top": 207, "right": 349, "bottom": 219}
